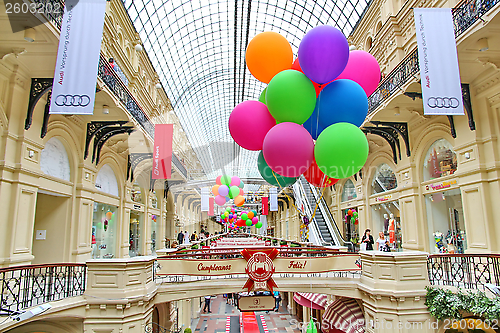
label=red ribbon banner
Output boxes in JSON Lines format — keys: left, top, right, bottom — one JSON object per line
{"left": 241, "top": 248, "right": 279, "bottom": 292}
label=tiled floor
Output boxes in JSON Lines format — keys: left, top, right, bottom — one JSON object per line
{"left": 192, "top": 295, "right": 301, "bottom": 333}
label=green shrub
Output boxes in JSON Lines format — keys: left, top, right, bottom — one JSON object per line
{"left": 184, "top": 328, "right": 192, "bottom": 333}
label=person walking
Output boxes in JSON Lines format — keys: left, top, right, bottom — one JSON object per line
{"left": 184, "top": 231, "right": 190, "bottom": 244}
{"left": 361, "top": 229, "right": 374, "bottom": 251}
{"left": 376, "top": 231, "right": 386, "bottom": 251}
{"left": 177, "top": 230, "right": 184, "bottom": 244}
{"left": 203, "top": 295, "right": 211, "bottom": 313}
{"left": 273, "top": 291, "right": 281, "bottom": 312}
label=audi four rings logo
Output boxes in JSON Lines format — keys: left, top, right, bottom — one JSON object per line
{"left": 55, "top": 94, "right": 91, "bottom": 107}
{"left": 427, "top": 97, "right": 460, "bottom": 108}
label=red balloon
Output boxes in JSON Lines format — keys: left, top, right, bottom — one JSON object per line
{"left": 291, "top": 58, "right": 327, "bottom": 97}
{"left": 304, "top": 158, "right": 339, "bottom": 187}
{"left": 236, "top": 219, "right": 246, "bottom": 227}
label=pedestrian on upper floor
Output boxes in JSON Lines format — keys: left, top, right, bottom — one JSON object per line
{"left": 361, "top": 229, "right": 374, "bottom": 251}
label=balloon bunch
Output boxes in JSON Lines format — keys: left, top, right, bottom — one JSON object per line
{"left": 98, "top": 211, "right": 115, "bottom": 232}
{"left": 221, "top": 207, "right": 263, "bottom": 229}
{"left": 229, "top": 27, "right": 380, "bottom": 188}
{"left": 152, "top": 215, "right": 157, "bottom": 222}
{"left": 212, "top": 175, "right": 245, "bottom": 206}
{"left": 346, "top": 209, "right": 359, "bottom": 225}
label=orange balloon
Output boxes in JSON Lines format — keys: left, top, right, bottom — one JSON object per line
{"left": 246, "top": 32, "right": 293, "bottom": 83}
{"left": 247, "top": 211, "right": 254, "bottom": 219}
{"left": 234, "top": 195, "right": 245, "bottom": 207}
{"left": 106, "top": 212, "right": 113, "bottom": 220}
{"left": 212, "top": 185, "right": 220, "bottom": 196}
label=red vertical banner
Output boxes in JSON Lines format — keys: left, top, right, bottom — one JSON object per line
{"left": 152, "top": 124, "right": 173, "bottom": 179}
{"left": 208, "top": 197, "right": 214, "bottom": 216}
{"left": 262, "top": 197, "right": 269, "bottom": 215}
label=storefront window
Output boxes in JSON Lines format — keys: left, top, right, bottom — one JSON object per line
{"left": 342, "top": 208, "right": 359, "bottom": 249}
{"left": 371, "top": 163, "right": 397, "bottom": 194}
{"left": 371, "top": 202, "right": 402, "bottom": 251}
{"left": 341, "top": 180, "right": 356, "bottom": 202}
{"left": 423, "top": 139, "right": 457, "bottom": 181}
{"left": 131, "top": 182, "right": 143, "bottom": 203}
{"left": 151, "top": 215, "right": 157, "bottom": 253}
{"left": 92, "top": 203, "right": 117, "bottom": 259}
{"left": 129, "top": 211, "right": 144, "bottom": 257}
{"left": 425, "top": 188, "right": 467, "bottom": 254}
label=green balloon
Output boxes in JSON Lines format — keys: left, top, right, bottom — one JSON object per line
{"left": 221, "top": 175, "right": 231, "bottom": 186}
{"left": 241, "top": 213, "right": 248, "bottom": 220}
{"left": 353, "top": 212, "right": 359, "bottom": 218}
{"left": 266, "top": 70, "right": 316, "bottom": 124}
{"left": 229, "top": 186, "right": 240, "bottom": 199}
{"left": 259, "top": 88, "right": 267, "bottom": 104}
{"left": 246, "top": 220, "right": 252, "bottom": 226}
{"left": 257, "top": 151, "right": 297, "bottom": 187}
{"left": 256, "top": 222, "right": 263, "bottom": 228}
{"left": 238, "top": 180, "right": 244, "bottom": 189}
{"left": 315, "top": 123, "right": 368, "bottom": 179}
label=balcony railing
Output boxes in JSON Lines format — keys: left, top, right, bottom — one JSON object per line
{"left": 368, "top": 0, "right": 499, "bottom": 114}
{"left": 34, "top": 0, "right": 188, "bottom": 179}
{"left": 427, "top": 254, "right": 500, "bottom": 291}
{"left": 0, "top": 263, "right": 86, "bottom": 314}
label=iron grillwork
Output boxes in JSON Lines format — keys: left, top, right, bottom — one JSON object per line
{"left": 427, "top": 254, "right": 500, "bottom": 292}
{"left": 0, "top": 263, "right": 86, "bottom": 315}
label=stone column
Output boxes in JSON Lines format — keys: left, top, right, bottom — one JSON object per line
{"left": 359, "top": 251, "right": 434, "bottom": 332}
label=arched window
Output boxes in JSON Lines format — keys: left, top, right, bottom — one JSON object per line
{"left": 341, "top": 179, "right": 357, "bottom": 202}
{"left": 95, "top": 164, "right": 119, "bottom": 196}
{"left": 40, "top": 137, "right": 71, "bottom": 181}
{"left": 372, "top": 163, "right": 397, "bottom": 194}
{"left": 365, "top": 36, "right": 373, "bottom": 51}
{"left": 376, "top": 21, "right": 383, "bottom": 34}
{"left": 131, "top": 181, "right": 143, "bottom": 203}
{"left": 423, "top": 139, "right": 457, "bottom": 181}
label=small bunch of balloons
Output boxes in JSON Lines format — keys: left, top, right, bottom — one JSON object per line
{"left": 346, "top": 209, "right": 359, "bottom": 225}
{"left": 98, "top": 211, "right": 115, "bottom": 232}
{"left": 152, "top": 215, "right": 157, "bottom": 222}
{"left": 212, "top": 175, "right": 245, "bottom": 206}
{"left": 229, "top": 26, "right": 380, "bottom": 188}
{"left": 220, "top": 207, "right": 263, "bottom": 229}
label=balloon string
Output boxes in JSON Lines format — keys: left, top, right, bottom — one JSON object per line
{"left": 270, "top": 171, "right": 302, "bottom": 217}
{"left": 315, "top": 86, "right": 321, "bottom": 139}
{"left": 310, "top": 182, "right": 328, "bottom": 220}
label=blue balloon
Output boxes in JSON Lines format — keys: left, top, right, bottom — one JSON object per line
{"left": 317, "top": 79, "right": 368, "bottom": 128}
{"left": 303, "top": 105, "right": 326, "bottom": 140}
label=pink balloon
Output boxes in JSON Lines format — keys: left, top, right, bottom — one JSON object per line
{"left": 239, "top": 188, "right": 244, "bottom": 196}
{"left": 263, "top": 122, "right": 314, "bottom": 177}
{"left": 252, "top": 217, "right": 258, "bottom": 224}
{"left": 335, "top": 50, "right": 381, "bottom": 96}
{"left": 229, "top": 101, "right": 276, "bottom": 151}
{"left": 230, "top": 176, "right": 241, "bottom": 186}
{"left": 216, "top": 175, "right": 222, "bottom": 185}
{"left": 215, "top": 195, "right": 226, "bottom": 206}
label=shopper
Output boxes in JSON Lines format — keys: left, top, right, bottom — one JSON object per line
{"left": 376, "top": 231, "right": 386, "bottom": 251}
{"left": 227, "top": 292, "right": 233, "bottom": 305}
{"left": 177, "top": 230, "right": 184, "bottom": 244}
{"left": 184, "top": 231, "right": 190, "bottom": 244}
{"left": 361, "top": 229, "right": 374, "bottom": 250}
{"left": 382, "top": 240, "right": 392, "bottom": 252}
{"left": 273, "top": 291, "right": 281, "bottom": 312}
{"left": 203, "top": 295, "right": 211, "bottom": 313}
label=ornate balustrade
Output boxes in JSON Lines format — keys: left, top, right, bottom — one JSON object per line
{"left": 368, "top": 0, "right": 499, "bottom": 114}
{"left": 427, "top": 254, "right": 500, "bottom": 291}
{"left": 0, "top": 263, "right": 86, "bottom": 314}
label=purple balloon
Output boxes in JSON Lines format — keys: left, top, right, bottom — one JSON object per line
{"left": 228, "top": 214, "right": 233, "bottom": 219}
{"left": 218, "top": 185, "right": 229, "bottom": 197}
{"left": 298, "top": 26, "right": 349, "bottom": 84}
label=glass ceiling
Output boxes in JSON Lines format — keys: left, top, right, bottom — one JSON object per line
{"left": 124, "top": 0, "right": 370, "bottom": 180}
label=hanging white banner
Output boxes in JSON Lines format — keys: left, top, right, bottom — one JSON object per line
{"left": 50, "top": 0, "right": 106, "bottom": 115}
{"left": 414, "top": 8, "right": 464, "bottom": 116}
{"left": 270, "top": 187, "right": 278, "bottom": 212}
{"left": 201, "top": 187, "right": 209, "bottom": 212}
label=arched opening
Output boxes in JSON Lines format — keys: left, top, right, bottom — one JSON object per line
{"left": 40, "top": 137, "right": 71, "bottom": 181}
{"left": 376, "top": 21, "right": 383, "bottom": 34}
{"left": 95, "top": 164, "right": 120, "bottom": 197}
{"left": 423, "top": 138, "right": 457, "bottom": 181}
{"left": 341, "top": 179, "right": 356, "bottom": 202}
{"left": 365, "top": 36, "right": 373, "bottom": 51}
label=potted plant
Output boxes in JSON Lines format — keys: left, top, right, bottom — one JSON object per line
{"left": 184, "top": 328, "right": 192, "bottom": 333}
{"left": 191, "top": 244, "right": 199, "bottom": 250}
{"left": 272, "top": 239, "right": 278, "bottom": 246}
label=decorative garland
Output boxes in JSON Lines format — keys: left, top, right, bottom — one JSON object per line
{"left": 425, "top": 287, "right": 500, "bottom": 320}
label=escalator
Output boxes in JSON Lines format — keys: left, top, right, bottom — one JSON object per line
{"left": 294, "top": 177, "right": 348, "bottom": 248}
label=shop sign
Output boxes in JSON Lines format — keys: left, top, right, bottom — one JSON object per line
{"left": 426, "top": 179, "right": 457, "bottom": 191}
{"left": 375, "top": 194, "right": 392, "bottom": 202}
{"left": 133, "top": 204, "right": 141, "bottom": 210}
{"left": 238, "top": 295, "right": 275, "bottom": 312}
{"left": 214, "top": 238, "right": 266, "bottom": 247}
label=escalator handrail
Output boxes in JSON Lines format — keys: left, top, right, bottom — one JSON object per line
{"left": 305, "top": 178, "right": 350, "bottom": 247}
{"left": 293, "top": 181, "right": 330, "bottom": 246}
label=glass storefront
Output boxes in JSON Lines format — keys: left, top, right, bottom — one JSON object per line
{"left": 129, "top": 211, "right": 144, "bottom": 257}
{"left": 92, "top": 202, "right": 117, "bottom": 259}
{"left": 423, "top": 139, "right": 458, "bottom": 181}
{"left": 151, "top": 214, "right": 157, "bottom": 254}
{"left": 342, "top": 208, "right": 359, "bottom": 248}
{"left": 341, "top": 179, "right": 357, "bottom": 202}
{"left": 371, "top": 201, "right": 402, "bottom": 251}
{"left": 371, "top": 163, "right": 397, "bottom": 194}
{"left": 425, "top": 188, "right": 467, "bottom": 254}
